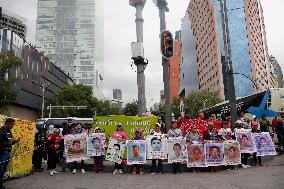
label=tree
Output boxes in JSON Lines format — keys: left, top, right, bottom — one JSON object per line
{"left": 123, "top": 100, "right": 138, "bottom": 116}
{"left": 0, "top": 51, "right": 23, "bottom": 109}
{"left": 171, "top": 91, "right": 222, "bottom": 118}
{"left": 47, "top": 84, "right": 119, "bottom": 118}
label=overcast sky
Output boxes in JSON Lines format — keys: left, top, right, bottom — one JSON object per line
{"left": 1, "top": 0, "right": 284, "bottom": 110}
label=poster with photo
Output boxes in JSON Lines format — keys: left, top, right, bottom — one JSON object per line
{"left": 223, "top": 140, "right": 241, "bottom": 165}
{"left": 146, "top": 134, "right": 167, "bottom": 159}
{"left": 87, "top": 133, "right": 106, "bottom": 156}
{"left": 127, "top": 140, "right": 146, "bottom": 165}
{"left": 253, "top": 132, "right": 276, "bottom": 156}
{"left": 64, "top": 133, "right": 89, "bottom": 163}
{"left": 187, "top": 143, "right": 207, "bottom": 167}
{"left": 204, "top": 142, "right": 224, "bottom": 166}
{"left": 167, "top": 137, "right": 187, "bottom": 163}
{"left": 235, "top": 129, "right": 255, "bottom": 153}
{"left": 106, "top": 138, "right": 126, "bottom": 164}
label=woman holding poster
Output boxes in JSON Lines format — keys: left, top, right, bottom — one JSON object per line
{"left": 112, "top": 123, "right": 128, "bottom": 174}
{"left": 131, "top": 128, "right": 145, "bottom": 174}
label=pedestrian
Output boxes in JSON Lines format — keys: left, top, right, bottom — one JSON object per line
{"left": 167, "top": 120, "right": 182, "bottom": 174}
{"left": 132, "top": 128, "right": 144, "bottom": 174}
{"left": 275, "top": 118, "right": 284, "bottom": 149}
{"left": 71, "top": 123, "right": 86, "bottom": 174}
{"left": 186, "top": 125, "right": 200, "bottom": 143}
{"left": 112, "top": 123, "right": 128, "bottom": 174}
{"left": 47, "top": 128, "right": 62, "bottom": 176}
{"left": 235, "top": 120, "right": 251, "bottom": 169}
{"left": 250, "top": 116, "right": 259, "bottom": 130}
{"left": 218, "top": 121, "right": 233, "bottom": 141}
{"left": 151, "top": 123, "right": 163, "bottom": 174}
{"left": 93, "top": 127, "right": 104, "bottom": 173}
{"left": 260, "top": 115, "right": 271, "bottom": 132}
{"left": 251, "top": 122, "right": 263, "bottom": 166}
{"left": 33, "top": 126, "right": 45, "bottom": 172}
{"left": 0, "top": 118, "right": 19, "bottom": 189}
{"left": 203, "top": 122, "right": 218, "bottom": 141}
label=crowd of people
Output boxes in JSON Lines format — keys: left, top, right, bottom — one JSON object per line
{"left": 1, "top": 112, "right": 284, "bottom": 188}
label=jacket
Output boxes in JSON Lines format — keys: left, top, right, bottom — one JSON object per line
{"left": 47, "top": 132, "right": 62, "bottom": 150}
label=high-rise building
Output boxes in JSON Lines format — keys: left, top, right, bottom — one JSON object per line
{"left": 169, "top": 31, "right": 181, "bottom": 102}
{"left": 160, "top": 90, "right": 165, "bottom": 106}
{"left": 36, "top": 0, "right": 104, "bottom": 99}
{"left": 180, "top": 13, "right": 199, "bottom": 97}
{"left": 186, "top": 0, "right": 277, "bottom": 100}
{"left": 0, "top": 7, "right": 27, "bottom": 39}
{"left": 113, "top": 88, "right": 122, "bottom": 101}
{"left": 270, "top": 56, "right": 283, "bottom": 88}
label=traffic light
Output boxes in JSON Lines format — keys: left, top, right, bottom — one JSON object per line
{"left": 160, "top": 30, "right": 174, "bottom": 59}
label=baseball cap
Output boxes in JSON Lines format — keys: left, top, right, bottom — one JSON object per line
{"left": 236, "top": 120, "right": 243, "bottom": 124}
{"left": 117, "top": 123, "right": 123, "bottom": 127}
{"left": 155, "top": 123, "right": 161, "bottom": 127}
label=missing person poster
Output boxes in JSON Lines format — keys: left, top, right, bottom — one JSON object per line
{"left": 167, "top": 137, "right": 187, "bottom": 163}
{"left": 187, "top": 143, "right": 207, "bottom": 167}
{"left": 87, "top": 133, "right": 106, "bottom": 156}
{"left": 146, "top": 134, "right": 167, "bottom": 159}
{"left": 253, "top": 132, "right": 276, "bottom": 156}
{"left": 127, "top": 140, "right": 146, "bottom": 165}
{"left": 204, "top": 142, "right": 224, "bottom": 166}
{"left": 223, "top": 140, "right": 241, "bottom": 165}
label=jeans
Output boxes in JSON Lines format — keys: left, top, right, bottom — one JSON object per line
{"left": 72, "top": 160, "right": 85, "bottom": 171}
{"left": 114, "top": 163, "right": 122, "bottom": 170}
{"left": 172, "top": 162, "right": 181, "bottom": 173}
{"left": 0, "top": 151, "right": 10, "bottom": 189}
{"left": 241, "top": 153, "right": 249, "bottom": 165}
{"left": 253, "top": 153, "right": 262, "bottom": 165}
{"left": 93, "top": 156, "right": 104, "bottom": 171}
{"left": 47, "top": 150, "right": 58, "bottom": 170}
{"left": 152, "top": 159, "right": 163, "bottom": 173}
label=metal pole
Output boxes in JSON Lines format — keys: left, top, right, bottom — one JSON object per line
{"left": 41, "top": 86, "right": 45, "bottom": 118}
{"left": 220, "top": 0, "right": 238, "bottom": 129}
{"left": 157, "top": 0, "right": 171, "bottom": 130}
{"left": 49, "top": 104, "right": 52, "bottom": 118}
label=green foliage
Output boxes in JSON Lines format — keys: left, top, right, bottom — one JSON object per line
{"left": 47, "top": 84, "right": 119, "bottom": 118}
{"left": 172, "top": 91, "right": 222, "bottom": 118}
{"left": 0, "top": 51, "right": 23, "bottom": 109}
{"left": 123, "top": 100, "right": 138, "bottom": 116}
{"left": 151, "top": 104, "right": 165, "bottom": 117}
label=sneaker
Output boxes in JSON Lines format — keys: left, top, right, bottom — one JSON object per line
{"left": 50, "top": 170, "right": 54, "bottom": 176}
{"left": 72, "top": 169, "right": 77, "bottom": 174}
{"left": 113, "top": 169, "right": 118, "bottom": 174}
{"left": 241, "top": 164, "right": 247, "bottom": 168}
{"left": 151, "top": 172, "right": 156, "bottom": 175}
{"left": 246, "top": 165, "right": 251, "bottom": 168}
{"left": 140, "top": 172, "right": 144, "bottom": 175}
{"left": 118, "top": 169, "right": 123, "bottom": 174}
{"left": 158, "top": 172, "right": 163, "bottom": 174}
{"left": 81, "top": 169, "right": 85, "bottom": 174}
{"left": 53, "top": 170, "right": 58, "bottom": 174}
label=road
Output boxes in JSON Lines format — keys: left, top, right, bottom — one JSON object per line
{"left": 5, "top": 155, "right": 284, "bottom": 189}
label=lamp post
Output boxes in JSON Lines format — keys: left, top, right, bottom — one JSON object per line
{"left": 153, "top": 0, "right": 172, "bottom": 130}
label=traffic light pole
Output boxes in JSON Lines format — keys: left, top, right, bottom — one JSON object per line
{"left": 157, "top": 0, "right": 172, "bottom": 130}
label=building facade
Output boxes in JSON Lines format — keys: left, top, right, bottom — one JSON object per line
{"left": 0, "top": 29, "right": 74, "bottom": 120}
{"left": 113, "top": 88, "right": 122, "bottom": 101}
{"left": 180, "top": 13, "right": 199, "bottom": 97}
{"left": 36, "top": 0, "right": 104, "bottom": 99}
{"left": 169, "top": 31, "right": 181, "bottom": 102}
{"left": 270, "top": 56, "right": 283, "bottom": 88}
{"left": 0, "top": 7, "right": 27, "bottom": 39}
{"left": 187, "top": 0, "right": 277, "bottom": 100}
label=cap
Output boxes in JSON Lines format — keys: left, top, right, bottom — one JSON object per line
{"left": 94, "top": 127, "right": 101, "bottom": 131}
{"left": 117, "top": 123, "right": 123, "bottom": 127}
{"left": 155, "top": 123, "right": 161, "bottom": 127}
{"left": 236, "top": 120, "right": 243, "bottom": 124}
{"left": 252, "top": 115, "right": 256, "bottom": 119}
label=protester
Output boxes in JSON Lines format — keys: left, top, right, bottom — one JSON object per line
{"left": 218, "top": 121, "right": 233, "bottom": 141}
{"left": 93, "top": 127, "right": 104, "bottom": 173}
{"left": 167, "top": 120, "right": 182, "bottom": 174}
{"left": 203, "top": 122, "right": 218, "bottom": 141}
{"left": 272, "top": 116, "right": 278, "bottom": 133}
{"left": 112, "top": 123, "right": 128, "bottom": 174}
{"left": 151, "top": 123, "right": 163, "bottom": 174}
{"left": 251, "top": 122, "right": 263, "bottom": 166}
{"left": 250, "top": 116, "right": 259, "bottom": 129}
{"left": 275, "top": 118, "right": 284, "bottom": 149}
{"left": 71, "top": 123, "right": 86, "bottom": 174}
{"left": 47, "top": 128, "right": 62, "bottom": 176}
{"left": 0, "top": 118, "right": 19, "bottom": 189}
{"left": 260, "top": 115, "right": 271, "bottom": 132}
{"left": 33, "top": 126, "right": 45, "bottom": 172}
{"left": 210, "top": 114, "right": 217, "bottom": 120}
{"left": 132, "top": 128, "right": 144, "bottom": 174}
{"left": 186, "top": 125, "right": 200, "bottom": 143}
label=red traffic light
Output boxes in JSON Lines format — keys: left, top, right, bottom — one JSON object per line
{"left": 160, "top": 30, "right": 174, "bottom": 59}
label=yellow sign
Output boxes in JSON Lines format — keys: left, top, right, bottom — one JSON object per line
{"left": 7, "top": 119, "right": 35, "bottom": 178}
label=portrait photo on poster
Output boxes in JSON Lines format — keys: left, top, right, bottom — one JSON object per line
{"left": 187, "top": 143, "right": 207, "bottom": 167}
{"left": 106, "top": 138, "right": 126, "bottom": 164}
{"left": 64, "top": 133, "right": 88, "bottom": 163}
{"left": 223, "top": 140, "right": 241, "bottom": 165}
{"left": 205, "top": 142, "right": 224, "bottom": 166}
{"left": 253, "top": 132, "right": 276, "bottom": 156}
{"left": 146, "top": 135, "right": 167, "bottom": 159}
{"left": 127, "top": 140, "right": 146, "bottom": 165}
{"left": 167, "top": 137, "right": 187, "bottom": 163}
{"left": 235, "top": 129, "right": 255, "bottom": 153}
{"left": 87, "top": 133, "right": 106, "bottom": 156}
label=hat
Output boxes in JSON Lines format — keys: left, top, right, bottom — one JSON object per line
{"left": 94, "top": 127, "right": 101, "bottom": 131}
{"left": 136, "top": 128, "right": 142, "bottom": 133}
{"left": 252, "top": 115, "right": 256, "bottom": 119}
{"left": 236, "top": 120, "right": 243, "bottom": 124}
{"left": 117, "top": 123, "right": 123, "bottom": 127}
{"left": 155, "top": 123, "right": 161, "bottom": 127}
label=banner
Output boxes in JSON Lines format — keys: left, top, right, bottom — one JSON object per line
{"left": 223, "top": 140, "right": 241, "bottom": 165}
{"left": 106, "top": 138, "right": 126, "bottom": 164}
{"left": 146, "top": 134, "right": 167, "bottom": 159}
{"left": 167, "top": 137, "right": 187, "bottom": 163}
{"left": 7, "top": 119, "right": 35, "bottom": 178}
{"left": 204, "top": 142, "right": 224, "bottom": 166}
{"left": 93, "top": 115, "right": 158, "bottom": 141}
{"left": 64, "top": 133, "right": 89, "bottom": 163}
{"left": 187, "top": 143, "right": 207, "bottom": 167}
{"left": 253, "top": 132, "right": 276, "bottom": 156}
{"left": 235, "top": 129, "right": 255, "bottom": 153}
{"left": 87, "top": 133, "right": 106, "bottom": 156}
{"left": 126, "top": 140, "right": 146, "bottom": 165}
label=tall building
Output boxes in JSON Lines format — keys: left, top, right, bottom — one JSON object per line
{"left": 36, "top": 0, "right": 104, "bottom": 99}
{"left": 113, "top": 88, "right": 122, "bottom": 101}
{"left": 270, "top": 56, "right": 283, "bottom": 88}
{"left": 180, "top": 13, "right": 199, "bottom": 97}
{"left": 169, "top": 31, "right": 181, "bottom": 102}
{"left": 186, "top": 0, "right": 277, "bottom": 100}
{"left": 0, "top": 7, "right": 27, "bottom": 39}
{"left": 160, "top": 90, "right": 165, "bottom": 106}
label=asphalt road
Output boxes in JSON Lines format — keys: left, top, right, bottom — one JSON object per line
{"left": 5, "top": 155, "right": 284, "bottom": 189}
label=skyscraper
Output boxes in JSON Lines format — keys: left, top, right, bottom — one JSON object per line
{"left": 270, "top": 56, "right": 283, "bottom": 88}
{"left": 186, "top": 0, "right": 277, "bottom": 100}
{"left": 36, "top": 0, "right": 104, "bottom": 99}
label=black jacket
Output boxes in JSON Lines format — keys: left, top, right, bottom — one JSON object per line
{"left": 0, "top": 127, "right": 12, "bottom": 155}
